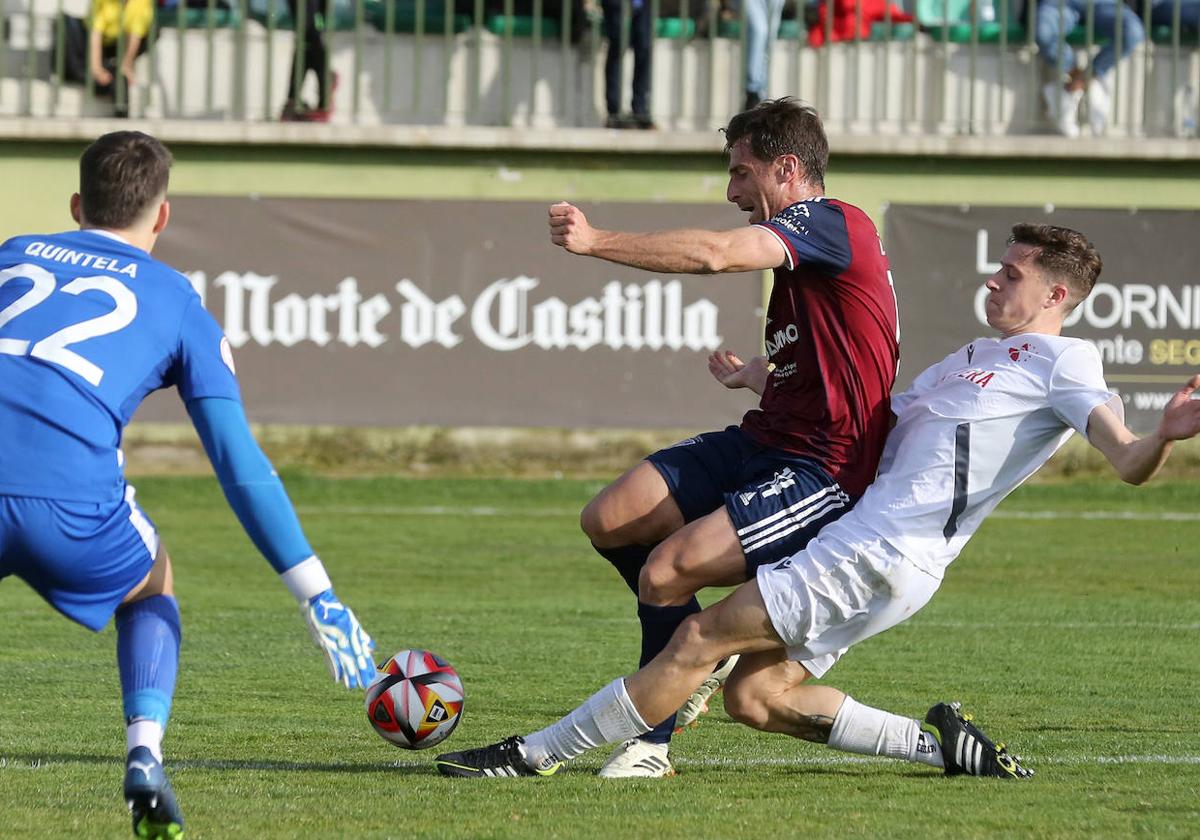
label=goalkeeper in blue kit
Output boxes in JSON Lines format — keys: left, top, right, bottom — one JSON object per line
{"left": 0, "top": 131, "right": 375, "bottom": 839}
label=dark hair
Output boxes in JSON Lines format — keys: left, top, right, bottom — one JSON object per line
{"left": 1008, "top": 223, "right": 1102, "bottom": 309}
{"left": 721, "top": 97, "right": 828, "bottom": 189}
{"left": 79, "top": 131, "right": 173, "bottom": 229}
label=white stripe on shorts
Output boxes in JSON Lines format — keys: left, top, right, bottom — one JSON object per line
{"left": 738, "top": 488, "right": 850, "bottom": 555}
{"left": 124, "top": 485, "right": 159, "bottom": 560}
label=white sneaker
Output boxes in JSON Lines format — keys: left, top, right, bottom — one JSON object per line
{"left": 1087, "top": 77, "right": 1111, "bottom": 136}
{"left": 597, "top": 738, "right": 675, "bottom": 778}
{"left": 1042, "top": 82, "right": 1082, "bottom": 138}
{"left": 675, "top": 654, "right": 740, "bottom": 730}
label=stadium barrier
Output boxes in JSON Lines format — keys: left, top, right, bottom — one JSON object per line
{"left": 0, "top": 0, "right": 1197, "bottom": 135}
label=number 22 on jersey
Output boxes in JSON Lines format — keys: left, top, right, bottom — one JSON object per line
{"left": 0, "top": 263, "right": 137, "bottom": 387}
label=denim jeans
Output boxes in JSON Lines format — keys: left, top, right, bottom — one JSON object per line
{"left": 744, "top": 0, "right": 786, "bottom": 96}
{"left": 602, "top": 0, "right": 652, "bottom": 116}
{"left": 1035, "top": 0, "right": 1145, "bottom": 78}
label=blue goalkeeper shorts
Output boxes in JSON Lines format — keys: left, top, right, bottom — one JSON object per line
{"left": 0, "top": 485, "right": 159, "bottom": 631}
{"left": 646, "top": 426, "right": 855, "bottom": 576}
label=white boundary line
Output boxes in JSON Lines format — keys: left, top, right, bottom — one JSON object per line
{"left": 294, "top": 505, "right": 1200, "bottom": 522}
{"left": 4, "top": 754, "right": 1199, "bottom": 771}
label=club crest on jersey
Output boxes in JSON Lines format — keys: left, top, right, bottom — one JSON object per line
{"left": 955, "top": 368, "right": 995, "bottom": 388}
{"left": 1008, "top": 342, "right": 1035, "bottom": 362}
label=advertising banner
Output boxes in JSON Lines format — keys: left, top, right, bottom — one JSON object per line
{"left": 886, "top": 204, "right": 1200, "bottom": 432}
{"left": 141, "top": 196, "right": 766, "bottom": 429}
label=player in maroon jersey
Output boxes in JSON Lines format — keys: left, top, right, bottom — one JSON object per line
{"left": 546, "top": 99, "right": 901, "bottom": 777}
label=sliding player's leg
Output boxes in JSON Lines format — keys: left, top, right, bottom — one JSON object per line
{"left": 435, "top": 577, "right": 782, "bottom": 778}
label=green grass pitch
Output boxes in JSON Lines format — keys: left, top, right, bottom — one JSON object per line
{"left": 2, "top": 475, "right": 1199, "bottom": 838}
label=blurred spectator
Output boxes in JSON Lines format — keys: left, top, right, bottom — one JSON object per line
{"left": 742, "top": 0, "right": 786, "bottom": 110}
{"left": 281, "top": 0, "right": 337, "bottom": 121}
{"left": 1033, "top": 0, "right": 1145, "bottom": 137}
{"left": 1134, "top": 0, "right": 1200, "bottom": 29}
{"left": 807, "top": 0, "right": 911, "bottom": 46}
{"left": 602, "top": 0, "right": 654, "bottom": 128}
{"left": 56, "top": 0, "right": 153, "bottom": 117}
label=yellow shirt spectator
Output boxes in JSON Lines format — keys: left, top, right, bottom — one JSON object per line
{"left": 90, "top": 0, "right": 154, "bottom": 43}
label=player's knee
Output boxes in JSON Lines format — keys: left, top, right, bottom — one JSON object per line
{"left": 637, "top": 549, "right": 689, "bottom": 605}
{"left": 722, "top": 672, "right": 771, "bottom": 730}
{"left": 580, "top": 496, "right": 619, "bottom": 547}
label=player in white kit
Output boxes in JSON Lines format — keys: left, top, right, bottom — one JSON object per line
{"left": 437, "top": 223, "right": 1200, "bottom": 780}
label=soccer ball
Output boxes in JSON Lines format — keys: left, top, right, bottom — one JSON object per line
{"left": 365, "top": 649, "right": 464, "bottom": 750}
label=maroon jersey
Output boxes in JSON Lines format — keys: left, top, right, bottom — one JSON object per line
{"left": 740, "top": 197, "right": 899, "bottom": 496}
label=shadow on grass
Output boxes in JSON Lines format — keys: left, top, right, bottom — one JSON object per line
{"left": 0, "top": 752, "right": 436, "bottom": 775}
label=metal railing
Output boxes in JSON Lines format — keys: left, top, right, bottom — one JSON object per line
{"left": 1, "top": 0, "right": 1197, "bottom": 136}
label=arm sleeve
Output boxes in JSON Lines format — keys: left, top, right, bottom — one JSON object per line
{"left": 752, "top": 200, "right": 852, "bottom": 274}
{"left": 1048, "top": 343, "right": 1121, "bottom": 438}
{"left": 172, "top": 296, "right": 242, "bottom": 403}
{"left": 187, "top": 396, "right": 314, "bottom": 574}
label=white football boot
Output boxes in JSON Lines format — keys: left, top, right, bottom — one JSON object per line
{"left": 597, "top": 738, "right": 676, "bottom": 778}
{"left": 674, "top": 654, "right": 740, "bottom": 730}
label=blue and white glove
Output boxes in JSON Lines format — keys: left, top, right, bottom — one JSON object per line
{"left": 303, "top": 589, "right": 377, "bottom": 689}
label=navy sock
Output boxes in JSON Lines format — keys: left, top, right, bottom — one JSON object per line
{"left": 593, "top": 544, "right": 652, "bottom": 595}
{"left": 637, "top": 598, "right": 702, "bottom": 744}
{"left": 115, "top": 595, "right": 181, "bottom": 728}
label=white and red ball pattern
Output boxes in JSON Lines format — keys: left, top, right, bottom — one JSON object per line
{"left": 365, "top": 649, "right": 464, "bottom": 750}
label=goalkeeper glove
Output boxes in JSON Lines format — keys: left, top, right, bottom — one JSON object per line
{"left": 303, "top": 588, "right": 377, "bottom": 689}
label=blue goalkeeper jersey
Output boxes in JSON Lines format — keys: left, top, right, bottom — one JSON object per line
{"left": 0, "top": 229, "right": 240, "bottom": 503}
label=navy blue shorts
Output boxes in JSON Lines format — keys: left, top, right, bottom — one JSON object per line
{"left": 647, "top": 426, "right": 855, "bottom": 575}
{"left": 0, "top": 486, "right": 159, "bottom": 631}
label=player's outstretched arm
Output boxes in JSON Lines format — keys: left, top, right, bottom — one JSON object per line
{"left": 708, "top": 350, "right": 771, "bottom": 395}
{"left": 1086, "top": 374, "right": 1200, "bottom": 485}
{"left": 187, "top": 397, "right": 377, "bottom": 689}
{"left": 548, "top": 201, "right": 785, "bottom": 274}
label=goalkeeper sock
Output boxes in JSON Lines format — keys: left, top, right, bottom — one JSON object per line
{"left": 637, "top": 599, "right": 701, "bottom": 744}
{"left": 523, "top": 678, "right": 650, "bottom": 765}
{"left": 116, "top": 595, "right": 181, "bottom": 758}
{"left": 827, "top": 696, "right": 944, "bottom": 768}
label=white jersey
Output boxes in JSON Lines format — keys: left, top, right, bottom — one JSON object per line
{"left": 818, "top": 333, "right": 1118, "bottom": 578}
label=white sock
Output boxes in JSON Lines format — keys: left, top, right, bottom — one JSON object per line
{"left": 827, "top": 696, "right": 943, "bottom": 768}
{"left": 523, "top": 678, "right": 650, "bottom": 766}
{"left": 126, "top": 719, "right": 164, "bottom": 763}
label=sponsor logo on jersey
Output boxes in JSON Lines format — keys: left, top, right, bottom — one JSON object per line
{"left": 765, "top": 322, "right": 801, "bottom": 357}
{"left": 768, "top": 203, "right": 813, "bottom": 236}
{"left": 955, "top": 368, "right": 996, "bottom": 388}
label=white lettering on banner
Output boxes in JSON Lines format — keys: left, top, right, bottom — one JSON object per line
{"left": 976, "top": 229, "right": 1002, "bottom": 275}
{"left": 202, "top": 271, "right": 723, "bottom": 353}
{"left": 472, "top": 277, "right": 722, "bottom": 352}
{"left": 395, "top": 279, "right": 465, "bottom": 348}
{"left": 973, "top": 283, "right": 1200, "bottom": 331}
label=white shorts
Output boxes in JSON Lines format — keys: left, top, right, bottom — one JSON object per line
{"left": 755, "top": 528, "right": 941, "bottom": 678}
